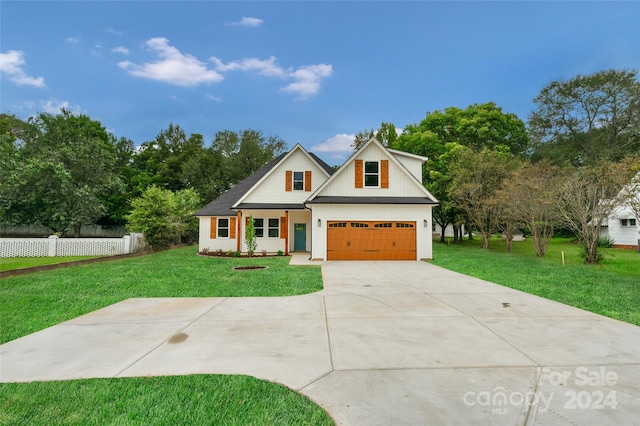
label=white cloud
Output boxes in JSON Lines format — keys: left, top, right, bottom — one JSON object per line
{"left": 0, "top": 50, "right": 45, "bottom": 88}
{"left": 66, "top": 37, "right": 80, "bottom": 44}
{"left": 118, "top": 37, "right": 224, "bottom": 87}
{"left": 229, "top": 17, "right": 263, "bottom": 27}
{"left": 40, "top": 99, "right": 80, "bottom": 114}
{"left": 112, "top": 46, "right": 130, "bottom": 55}
{"left": 311, "top": 134, "right": 355, "bottom": 160}
{"left": 212, "top": 56, "right": 332, "bottom": 97}
{"left": 106, "top": 28, "right": 123, "bottom": 35}
{"left": 117, "top": 38, "right": 332, "bottom": 96}
{"left": 282, "top": 64, "right": 333, "bottom": 97}
{"left": 211, "top": 56, "right": 287, "bottom": 78}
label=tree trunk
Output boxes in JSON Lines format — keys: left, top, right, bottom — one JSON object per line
{"left": 480, "top": 232, "right": 490, "bottom": 249}
{"left": 440, "top": 223, "right": 448, "bottom": 243}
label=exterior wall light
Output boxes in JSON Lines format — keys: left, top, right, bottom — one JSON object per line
{"left": 423, "top": 219, "right": 428, "bottom": 227}
{"left": 318, "top": 219, "right": 322, "bottom": 227}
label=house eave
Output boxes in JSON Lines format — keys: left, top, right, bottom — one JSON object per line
{"left": 235, "top": 203, "right": 307, "bottom": 210}
{"left": 305, "top": 196, "right": 438, "bottom": 205}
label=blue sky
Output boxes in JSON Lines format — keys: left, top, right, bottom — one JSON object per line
{"left": 1, "top": 1, "right": 638, "bottom": 164}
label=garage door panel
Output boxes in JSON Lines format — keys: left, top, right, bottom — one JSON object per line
{"left": 327, "top": 221, "right": 416, "bottom": 260}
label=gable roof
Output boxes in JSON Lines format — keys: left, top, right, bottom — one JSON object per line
{"left": 306, "top": 137, "right": 439, "bottom": 204}
{"left": 233, "top": 143, "right": 334, "bottom": 208}
{"left": 194, "top": 145, "right": 334, "bottom": 217}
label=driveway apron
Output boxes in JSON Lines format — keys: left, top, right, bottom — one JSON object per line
{"left": 1, "top": 260, "right": 639, "bottom": 425}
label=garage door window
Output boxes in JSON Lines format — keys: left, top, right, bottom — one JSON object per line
{"left": 364, "top": 161, "right": 379, "bottom": 187}
{"left": 375, "top": 222, "right": 393, "bottom": 228}
{"left": 351, "top": 222, "right": 369, "bottom": 228}
{"left": 396, "top": 222, "right": 415, "bottom": 228}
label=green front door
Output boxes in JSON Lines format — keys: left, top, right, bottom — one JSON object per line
{"left": 294, "top": 223, "right": 306, "bottom": 251}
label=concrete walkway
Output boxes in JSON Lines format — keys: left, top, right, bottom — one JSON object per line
{"left": 1, "top": 259, "right": 639, "bottom": 425}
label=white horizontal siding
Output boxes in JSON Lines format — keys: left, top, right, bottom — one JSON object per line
{"left": 606, "top": 204, "right": 639, "bottom": 246}
{"left": 241, "top": 149, "right": 330, "bottom": 204}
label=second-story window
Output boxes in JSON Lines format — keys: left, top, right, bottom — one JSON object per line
{"left": 293, "top": 171, "right": 304, "bottom": 191}
{"left": 364, "top": 161, "right": 379, "bottom": 187}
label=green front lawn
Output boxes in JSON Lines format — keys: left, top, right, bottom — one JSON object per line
{"left": 0, "top": 375, "right": 332, "bottom": 426}
{"left": 0, "top": 256, "right": 99, "bottom": 272}
{"left": 432, "top": 237, "right": 640, "bottom": 326}
{"left": 1, "top": 246, "right": 323, "bottom": 344}
{"left": 0, "top": 246, "right": 331, "bottom": 425}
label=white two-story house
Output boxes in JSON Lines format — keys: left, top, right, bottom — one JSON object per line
{"left": 195, "top": 138, "right": 438, "bottom": 260}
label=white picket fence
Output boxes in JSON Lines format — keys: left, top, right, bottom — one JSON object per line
{"left": 0, "top": 234, "right": 145, "bottom": 258}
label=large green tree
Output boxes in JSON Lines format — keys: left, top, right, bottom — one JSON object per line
{"left": 529, "top": 69, "right": 640, "bottom": 165}
{"left": 0, "top": 110, "right": 122, "bottom": 236}
{"left": 395, "top": 102, "right": 529, "bottom": 241}
{"left": 210, "top": 129, "right": 287, "bottom": 191}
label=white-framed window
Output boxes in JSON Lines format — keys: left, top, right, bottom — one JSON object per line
{"left": 217, "top": 218, "right": 229, "bottom": 238}
{"left": 364, "top": 161, "right": 379, "bottom": 187}
{"left": 254, "top": 218, "right": 264, "bottom": 237}
{"left": 293, "top": 171, "right": 304, "bottom": 191}
{"left": 268, "top": 218, "right": 280, "bottom": 237}
{"left": 621, "top": 218, "right": 637, "bottom": 227}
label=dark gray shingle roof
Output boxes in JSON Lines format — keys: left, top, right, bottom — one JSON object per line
{"left": 194, "top": 153, "right": 287, "bottom": 217}
{"left": 194, "top": 150, "right": 334, "bottom": 217}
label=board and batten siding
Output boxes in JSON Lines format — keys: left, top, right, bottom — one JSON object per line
{"left": 389, "top": 150, "right": 424, "bottom": 182}
{"left": 240, "top": 149, "right": 329, "bottom": 204}
{"left": 309, "top": 203, "right": 434, "bottom": 261}
{"left": 317, "top": 143, "right": 426, "bottom": 198}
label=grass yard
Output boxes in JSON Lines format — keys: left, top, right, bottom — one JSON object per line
{"left": 0, "top": 375, "right": 332, "bottom": 426}
{"left": 432, "top": 237, "right": 640, "bottom": 326}
{"left": 0, "top": 256, "right": 99, "bottom": 272}
{"left": 0, "top": 246, "right": 323, "bottom": 344}
{"left": 0, "top": 246, "right": 331, "bottom": 425}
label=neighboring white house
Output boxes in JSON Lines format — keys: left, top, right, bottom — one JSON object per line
{"left": 601, "top": 175, "right": 640, "bottom": 249}
{"left": 195, "top": 138, "right": 439, "bottom": 260}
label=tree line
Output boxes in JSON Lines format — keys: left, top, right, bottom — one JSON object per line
{"left": 0, "top": 113, "right": 286, "bottom": 242}
{"left": 357, "top": 69, "right": 639, "bottom": 264}
{"left": 1, "top": 68, "right": 638, "bottom": 261}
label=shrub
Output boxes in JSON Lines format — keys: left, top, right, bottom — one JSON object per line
{"left": 598, "top": 236, "right": 615, "bottom": 248}
{"left": 277, "top": 250, "right": 284, "bottom": 256}
{"left": 126, "top": 186, "right": 200, "bottom": 250}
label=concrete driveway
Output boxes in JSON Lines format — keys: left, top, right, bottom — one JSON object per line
{"left": 1, "top": 260, "right": 639, "bottom": 425}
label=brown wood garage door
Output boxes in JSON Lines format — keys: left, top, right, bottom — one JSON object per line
{"left": 327, "top": 221, "right": 416, "bottom": 260}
